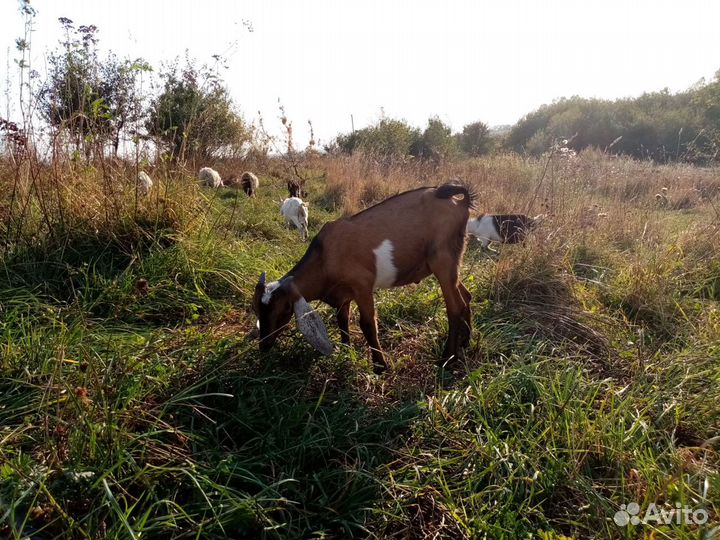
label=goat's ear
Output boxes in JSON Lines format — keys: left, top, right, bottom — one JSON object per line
{"left": 258, "top": 272, "right": 266, "bottom": 286}
{"left": 293, "top": 297, "right": 333, "bottom": 355}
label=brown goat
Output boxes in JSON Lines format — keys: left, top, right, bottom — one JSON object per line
{"left": 252, "top": 183, "right": 474, "bottom": 372}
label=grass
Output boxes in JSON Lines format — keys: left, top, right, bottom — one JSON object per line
{"left": 1, "top": 150, "right": 719, "bottom": 539}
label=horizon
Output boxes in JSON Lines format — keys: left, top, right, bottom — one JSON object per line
{"left": 1, "top": 1, "right": 719, "bottom": 147}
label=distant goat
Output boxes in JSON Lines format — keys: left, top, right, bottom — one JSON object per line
{"left": 137, "top": 171, "right": 152, "bottom": 196}
{"left": 280, "top": 197, "right": 309, "bottom": 240}
{"left": 467, "top": 213, "right": 543, "bottom": 250}
{"left": 655, "top": 187, "right": 669, "bottom": 207}
{"left": 240, "top": 171, "right": 259, "bottom": 197}
{"left": 198, "top": 167, "right": 222, "bottom": 188}
{"left": 253, "top": 184, "right": 475, "bottom": 372}
{"left": 287, "top": 179, "right": 306, "bottom": 198}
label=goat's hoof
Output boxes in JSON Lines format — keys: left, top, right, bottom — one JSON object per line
{"left": 371, "top": 360, "right": 388, "bottom": 374}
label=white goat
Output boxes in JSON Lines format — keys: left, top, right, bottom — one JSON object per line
{"left": 137, "top": 171, "right": 153, "bottom": 196}
{"left": 280, "top": 197, "right": 309, "bottom": 240}
{"left": 198, "top": 167, "right": 222, "bottom": 188}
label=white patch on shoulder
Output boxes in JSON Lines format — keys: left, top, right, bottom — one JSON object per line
{"left": 373, "top": 239, "right": 397, "bottom": 289}
{"left": 261, "top": 281, "right": 281, "bottom": 304}
{"left": 467, "top": 215, "right": 501, "bottom": 247}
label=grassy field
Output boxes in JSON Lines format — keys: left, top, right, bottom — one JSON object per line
{"left": 1, "top": 150, "right": 719, "bottom": 539}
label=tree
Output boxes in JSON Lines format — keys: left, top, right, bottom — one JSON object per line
{"left": 690, "top": 70, "right": 720, "bottom": 161}
{"left": 145, "top": 59, "right": 251, "bottom": 162}
{"left": 335, "top": 117, "right": 421, "bottom": 158}
{"left": 415, "top": 117, "right": 459, "bottom": 162}
{"left": 37, "top": 18, "right": 149, "bottom": 159}
{"left": 458, "top": 120, "right": 492, "bottom": 157}
{"left": 505, "top": 88, "right": 716, "bottom": 163}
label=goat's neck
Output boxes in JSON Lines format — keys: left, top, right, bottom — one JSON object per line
{"left": 286, "top": 252, "right": 325, "bottom": 302}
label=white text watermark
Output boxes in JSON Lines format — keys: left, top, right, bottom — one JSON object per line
{"left": 614, "top": 502, "right": 708, "bottom": 527}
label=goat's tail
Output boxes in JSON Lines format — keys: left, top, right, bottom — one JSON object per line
{"left": 435, "top": 182, "right": 478, "bottom": 210}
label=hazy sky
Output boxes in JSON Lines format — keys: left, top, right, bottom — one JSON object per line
{"left": 1, "top": 0, "right": 719, "bottom": 147}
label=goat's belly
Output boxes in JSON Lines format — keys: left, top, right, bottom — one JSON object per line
{"left": 393, "top": 265, "right": 431, "bottom": 287}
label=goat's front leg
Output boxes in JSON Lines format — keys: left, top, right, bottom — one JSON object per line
{"left": 355, "top": 292, "right": 388, "bottom": 373}
{"left": 336, "top": 302, "right": 351, "bottom": 344}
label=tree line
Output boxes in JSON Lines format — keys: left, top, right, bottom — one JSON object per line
{"left": 331, "top": 74, "right": 720, "bottom": 164}
{"left": 507, "top": 78, "right": 720, "bottom": 163}
{"left": 2, "top": 6, "right": 719, "bottom": 165}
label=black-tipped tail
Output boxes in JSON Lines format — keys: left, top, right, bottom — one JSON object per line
{"left": 435, "top": 183, "right": 478, "bottom": 210}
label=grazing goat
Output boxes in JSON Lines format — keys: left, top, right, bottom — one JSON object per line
{"left": 253, "top": 184, "right": 475, "bottom": 372}
{"left": 287, "top": 179, "right": 306, "bottom": 198}
{"left": 240, "top": 171, "right": 259, "bottom": 197}
{"left": 198, "top": 167, "right": 222, "bottom": 188}
{"left": 467, "top": 213, "right": 542, "bottom": 250}
{"left": 137, "top": 171, "right": 152, "bottom": 196}
{"left": 280, "top": 197, "right": 309, "bottom": 240}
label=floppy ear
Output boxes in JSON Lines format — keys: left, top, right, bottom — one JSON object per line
{"left": 293, "top": 297, "right": 333, "bottom": 355}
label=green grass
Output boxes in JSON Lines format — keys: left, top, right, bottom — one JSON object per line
{"left": 1, "top": 162, "right": 719, "bottom": 539}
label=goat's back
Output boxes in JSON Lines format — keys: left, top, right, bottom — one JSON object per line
{"left": 315, "top": 185, "right": 471, "bottom": 285}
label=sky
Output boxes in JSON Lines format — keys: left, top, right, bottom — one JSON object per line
{"left": 1, "top": 0, "right": 719, "bottom": 148}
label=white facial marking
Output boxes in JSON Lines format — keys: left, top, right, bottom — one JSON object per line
{"left": 373, "top": 239, "right": 398, "bottom": 290}
{"left": 261, "top": 280, "right": 281, "bottom": 304}
{"left": 467, "top": 216, "right": 502, "bottom": 246}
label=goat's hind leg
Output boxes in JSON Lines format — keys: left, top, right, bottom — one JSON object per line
{"left": 430, "top": 257, "right": 470, "bottom": 363}
{"left": 458, "top": 282, "right": 472, "bottom": 348}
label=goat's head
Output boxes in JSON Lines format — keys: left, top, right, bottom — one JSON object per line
{"left": 287, "top": 181, "right": 301, "bottom": 198}
{"left": 252, "top": 272, "right": 333, "bottom": 354}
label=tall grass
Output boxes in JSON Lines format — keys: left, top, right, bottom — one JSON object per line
{"left": 1, "top": 150, "right": 719, "bottom": 539}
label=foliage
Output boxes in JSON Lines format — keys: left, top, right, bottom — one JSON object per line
{"left": 335, "top": 117, "right": 421, "bottom": 158}
{"left": 36, "top": 18, "right": 149, "bottom": 159}
{"left": 1, "top": 152, "right": 719, "bottom": 539}
{"left": 145, "top": 59, "right": 251, "bottom": 162}
{"left": 507, "top": 76, "right": 720, "bottom": 163}
{"left": 457, "top": 120, "right": 493, "bottom": 157}
{"left": 333, "top": 117, "right": 498, "bottom": 162}
{"left": 414, "top": 116, "right": 460, "bottom": 162}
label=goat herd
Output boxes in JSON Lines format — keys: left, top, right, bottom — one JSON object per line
{"left": 137, "top": 169, "right": 542, "bottom": 372}
{"left": 137, "top": 167, "right": 311, "bottom": 240}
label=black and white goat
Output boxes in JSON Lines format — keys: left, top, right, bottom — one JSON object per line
{"left": 253, "top": 184, "right": 475, "bottom": 372}
{"left": 240, "top": 171, "right": 259, "bottom": 197}
{"left": 466, "top": 213, "right": 543, "bottom": 250}
{"left": 287, "top": 179, "right": 307, "bottom": 199}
